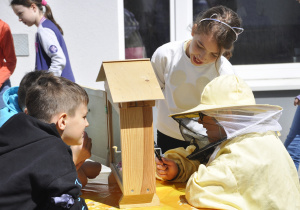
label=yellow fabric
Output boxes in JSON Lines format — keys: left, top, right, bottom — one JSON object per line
{"left": 163, "top": 145, "right": 200, "bottom": 182}
{"left": 183, "top": 131, "right": 300, "bottom": 209}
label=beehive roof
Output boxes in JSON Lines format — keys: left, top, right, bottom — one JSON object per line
{"left": 97, "top": 59, "right": 164, "bottom": 103}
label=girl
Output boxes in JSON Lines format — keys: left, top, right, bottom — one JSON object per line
{"left": 11, "top": 0, "right": 75, "bottom": 82}
{"left": 151, "top": 5, "right": 243, "bottom": 153}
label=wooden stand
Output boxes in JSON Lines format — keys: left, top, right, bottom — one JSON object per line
{"left": 97, "top": 59, "right": 164, "bottom": 208}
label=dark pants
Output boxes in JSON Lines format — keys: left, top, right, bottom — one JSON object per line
{"left": 157, "top": 130, "right": 190, "bottom": 153}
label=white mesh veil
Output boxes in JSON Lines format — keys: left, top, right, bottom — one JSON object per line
{"left": 172, "top": 105, "right": 282, "bottom": 161}
{"left": 203, "top": 106, "right": 282, "bottom": 139}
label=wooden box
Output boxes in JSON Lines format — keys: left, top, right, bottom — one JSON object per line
{"left": 96, "top": 59, "right": 164, "bottom": 208}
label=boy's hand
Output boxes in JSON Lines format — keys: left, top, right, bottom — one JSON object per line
{"left": 155, "top": 157, "right": 179, "bottom": 181}
{"left": 71, "top": 132, "right": 92, "bottom": 169}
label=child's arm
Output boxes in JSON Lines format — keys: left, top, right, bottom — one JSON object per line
{"left": 0, "top": 22, "right": 16, "bottom": 88}
{"left": 47, "top": 171, "right": 88, "bottom": 209}
{"left": 37, "top": 27, "right": 66, "bottom": 76}
{"left": 71, "top": 132, "right": 92, "bottom": 170}
{"left": 40, "top": 140, "right": 88, "bottom": 209}
{"left": 150, "top": 46, "right": 169, "bottom": 90}
{"left": 77, "top": 168, "right": 88, "bottom": 187}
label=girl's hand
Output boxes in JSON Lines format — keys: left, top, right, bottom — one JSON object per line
{"left": 155, "top": 157, "right": 179, "bottom": 181}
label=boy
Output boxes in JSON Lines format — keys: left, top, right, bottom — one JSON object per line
{"left": 156, "top": 75, "right": 300, "bottom": 209}
{"left": 0, "top": 71, "right": 101, "bottom": 187}
{"left": 0, "top": 74, "right": 88, "bottom": 209}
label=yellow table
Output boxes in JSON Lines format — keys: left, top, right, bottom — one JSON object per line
{"left": 81, "top": 180, "right": 197, "bottom": 209}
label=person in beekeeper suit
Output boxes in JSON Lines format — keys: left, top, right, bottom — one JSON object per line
{"left": 155, "top": 75, "right": 300, "bottom": 209}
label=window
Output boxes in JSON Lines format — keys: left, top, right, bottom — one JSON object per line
{"left": 123, "top": 0, "right": 300, "bottom": 90}
{"left": 193, "top": 0, "right": 300, "bottom": 65}
{"left": 124, "top": 0, "right": 170, "bottom": 59}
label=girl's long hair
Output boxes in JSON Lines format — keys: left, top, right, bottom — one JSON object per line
{"left": 11, "top": 0, "right": 64, "bottom": 35}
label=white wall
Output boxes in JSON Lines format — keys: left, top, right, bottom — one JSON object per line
{"left": 0, "top": 0, "right": 124, "bottom": 90}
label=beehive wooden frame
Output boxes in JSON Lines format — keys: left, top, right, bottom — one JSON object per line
{"left": 97, "top": 59, "right": 164, "bottom": 208}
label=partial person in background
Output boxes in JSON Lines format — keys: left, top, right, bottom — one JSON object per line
{"left": 151, "top": 6, "right": 243, "bottom": 153}
{"left": 284, "top": 95, "right": 300, "bottom": 171}
{"left": 124, "top": 0, "right": 170, "bottom": 58}
{"left": 0, "top": 19, "right": 16, "bottom": 109}
{"left": 124, "top": 8, "right": 146, "bottom": 59}
{"left": 11, "top": 0, "right": 75, "bottom": 82}
{"left": 284, "top": 0, "right": 300, "bottom": 173}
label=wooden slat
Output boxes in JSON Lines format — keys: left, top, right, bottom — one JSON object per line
{"left": 119, "top": 106, "right": 156, "bottom": 195}
{"left": 120, "top": 100, "right": 156, "bottom": 108}
{"left": 120, "top": 107, "right": 144, "bottom": 195}
{"left": 141, "top": 107, "right": 156, "bottom": 193}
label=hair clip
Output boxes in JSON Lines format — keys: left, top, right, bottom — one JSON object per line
{"left": 41, "top": 0, "right": 47, "bottom": 6}
{"left": 200, "top": 14, "right": 244, "bottom": 41}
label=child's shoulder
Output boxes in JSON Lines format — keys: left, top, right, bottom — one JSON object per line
{"left": 1, "top": 113, "right": 61, "bottom": 142}
{"left": 0, "top": 19, "right": 9, "bottom": 31}
{"left": 218, "top": 56, "right": 234, "bottom": 75}
{"left": 38, "top": 19, "right": 61, "bottom": 36}
{"left": 0, "top": 113, "right": 67, "bottom": 158}
{"left": 157, "top": 40, "right": 185, "bottom": 51}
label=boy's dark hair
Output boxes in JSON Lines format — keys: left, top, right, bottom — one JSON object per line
{"left": 26, "top": 75, "right": 89, "bottom": 123}
{"left": 18, "top": 70, "right": 51, "bottom": 111}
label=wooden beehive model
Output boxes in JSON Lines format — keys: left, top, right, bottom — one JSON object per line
{"left": 96, "top": 59, "right": 164, "bottom": 208}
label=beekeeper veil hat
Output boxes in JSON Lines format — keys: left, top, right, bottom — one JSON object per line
{"left": 171, "top": 75, "right": 282, "bottom": 161}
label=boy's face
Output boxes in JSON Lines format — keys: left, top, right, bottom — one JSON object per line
{"left": 60, "top": 103, "right": 89, "bottom": 146}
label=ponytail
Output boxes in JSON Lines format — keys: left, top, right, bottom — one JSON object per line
{"left": 44, "top": 4, "right": 64, "bottom": 35}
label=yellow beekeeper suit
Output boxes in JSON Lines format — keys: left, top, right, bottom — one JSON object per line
{"left": 162, "top": 75, "right": 300, "bottom": 209}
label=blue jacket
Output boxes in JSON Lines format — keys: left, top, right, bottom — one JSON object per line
{"left": 0, "top": 86, "right": 22, "bottom": 127}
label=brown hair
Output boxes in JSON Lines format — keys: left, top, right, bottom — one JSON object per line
{"left": 193, "top": 5, "right": 242, "bottom": 60}
{"left": 10, "top": 0, "right": 64, "bottom": 35}
{"left": 18, "top": 70, "right": 51, "bottom": 111}
{"left": 26, "top": 75, "right": 89, "bottom": 123}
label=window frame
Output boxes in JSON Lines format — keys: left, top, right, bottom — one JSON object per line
{"left": 171, "top": 0, "right": 300, "bottom": 91}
